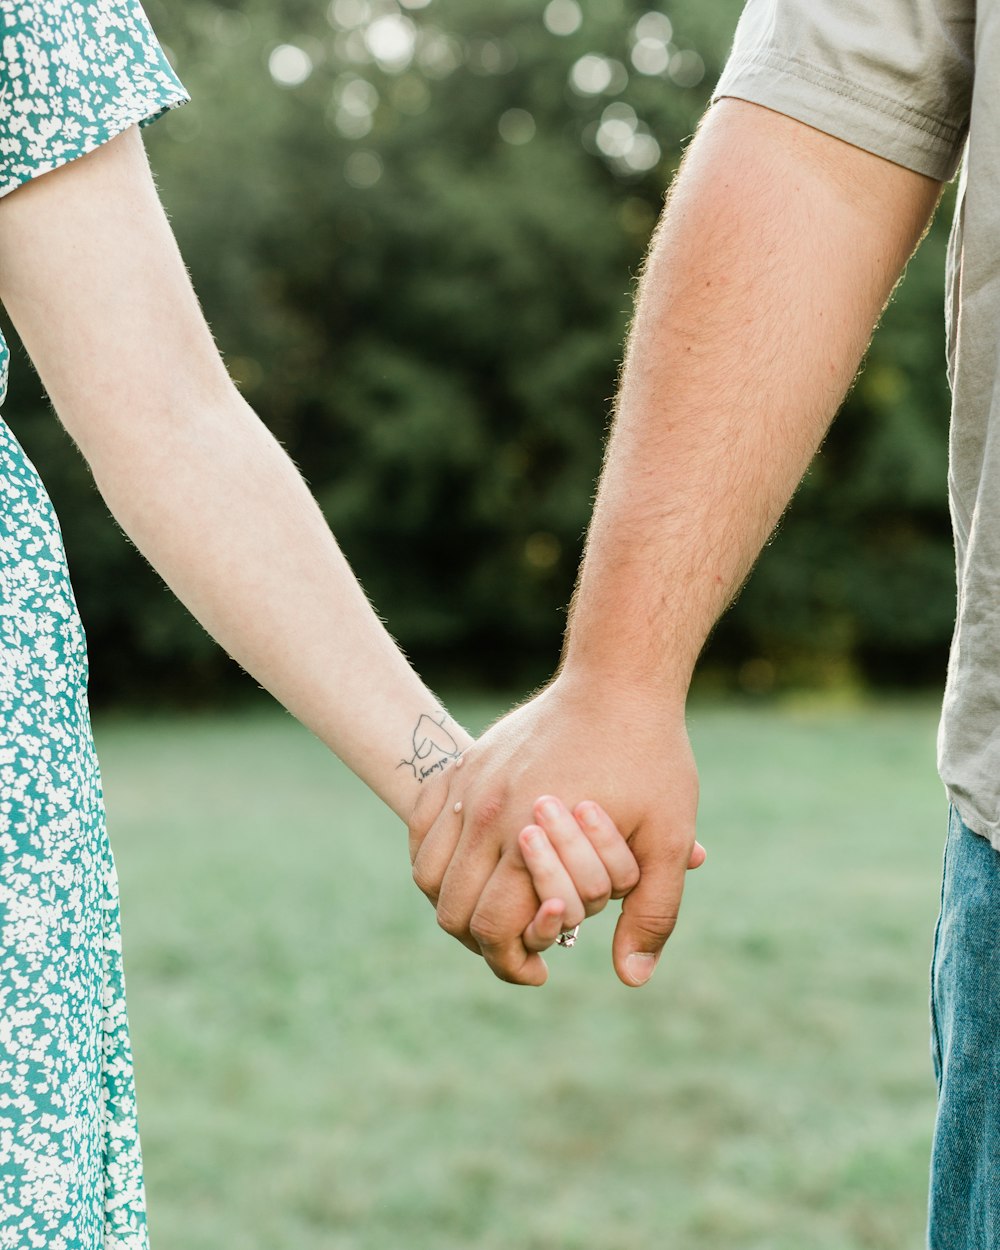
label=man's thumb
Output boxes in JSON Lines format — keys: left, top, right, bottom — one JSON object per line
{"left": 612, "top": 837, "right": 687, "bottom": 987}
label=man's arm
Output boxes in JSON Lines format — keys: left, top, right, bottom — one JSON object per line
{"left": 410, "top": 98, "right": 944, "bottom": 985}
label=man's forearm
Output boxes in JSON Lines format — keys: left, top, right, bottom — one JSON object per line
{"left": 562, "top": 99, "right": 943, "bottom": 699}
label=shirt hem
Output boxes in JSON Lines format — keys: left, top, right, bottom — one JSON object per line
{"left": 712, "top": 50, "right": 967, "bottom": 183}
{"left": 946, "top": 789, "right": 1000, "bottom": 852}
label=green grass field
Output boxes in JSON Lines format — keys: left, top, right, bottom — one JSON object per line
{"left": 98, "top": 694, "right": 948, "bottom": 1250}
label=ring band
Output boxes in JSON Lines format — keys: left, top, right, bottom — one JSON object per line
{"left": 555, "top": 925, "right": 580, "bottom": 948}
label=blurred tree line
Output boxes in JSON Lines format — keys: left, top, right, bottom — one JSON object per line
{"left": 0, "top": 0, "right": 956, "bottom": 703}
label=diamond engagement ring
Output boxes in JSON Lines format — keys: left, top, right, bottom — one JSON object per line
{"left": 555, "top": 925, "right": 580, "bottom": 948}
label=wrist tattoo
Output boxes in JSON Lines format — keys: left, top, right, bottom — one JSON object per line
{"left": 398, "top": 712, "right": 461, "bottom": 782}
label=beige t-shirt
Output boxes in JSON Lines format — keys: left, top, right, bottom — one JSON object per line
{"left": 712, "top": 1, "right": 1000, "bottom": 846}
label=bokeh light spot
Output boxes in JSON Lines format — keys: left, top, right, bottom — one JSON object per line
{"left": 570, "top": 53, "right": 626, "bottom": 95}
{"left": 228, "top": 356, "right": 264, "bottom": 391}
{"left": 543, "top": 0, "right": 582, "bottom": 37}
{"left": 622, "top": 131, "right": 661, "bottom": 172}
{"left": 338, "top": 76, "right": 379, "bottom": 115}
{"left": 418, "top": 28, "right": 463, "bottom": 78}
{"left": 631, "top": 37, "right": 670, "bottom": 76}
{"left": 365, "top": 14, "right": 417, "bottom": 72}
{"left": 619, "top": 196, "right": 656, "bottom": 238}
{"left": 334, "top": 108, "right": 373, "bottom": 138}
{"left": 331, "top": 74, "right": 379, "bottom": 137}
{"left": 335, "top": 29, "right": 372, "bottom": 64}
{"left": 498, "top": 108, "right": 536, "bottom": 145}
{"left": 467, "top": 37, "right": 517, "bottom": 75}
{"left": 344, "top": 151, "right": 383, "bottom": 188}
{"left": 668, "top": 49, "right": 706, "bottom": 88}
{"left": 390, "top": 74, "right": 432, "bottom": 114}
{"left": 596, "top": 102, "right": 638, "bottom": 158}
{"left": 212, "top": 10, "right": 251, "bottom": 46}
{"left": 269, "top": 44, "right": 313, "bottom": 88}
{"left": 525, "top": 532, "right": 562, "bottom": 571}
{"left": 591, "top": 103, "right": 662, "bottom": 174}
{"left": 328, "top": 0, "right": 370, "bottom": 30}
{"left": 634, "top": 11, "right": 673, "bottom": 44}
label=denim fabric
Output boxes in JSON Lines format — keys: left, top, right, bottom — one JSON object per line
{"left": 928, "top": 804, "right": 1000, "bottom": 1248}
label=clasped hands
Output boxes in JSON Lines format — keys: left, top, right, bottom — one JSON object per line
{"left": 408, "top": 674, "right": 704, "bottom": 986}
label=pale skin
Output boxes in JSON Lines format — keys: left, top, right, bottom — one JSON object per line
{"left": 410, "top": 98, "right": 945, "bottom": 987}
{"left": 0, "top": 124, "right": 706, "bottom": 976}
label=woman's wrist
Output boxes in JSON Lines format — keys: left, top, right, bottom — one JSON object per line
{"left": 356, "top": 703, "right": 473, "bottom": 824}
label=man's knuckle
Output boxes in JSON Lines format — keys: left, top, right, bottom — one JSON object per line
{"left": 408, "top": 789, "right": 438, "bottom": 842}
{"left": 436, "top": 906, "right": 467, "bottom": 939}
{"left": 411, "top": 860, "right": 439, "bottom": 900}
{"left": 467, "top": 790, "right": 509, "bottom": 840}
{"left": 469, "top": 910, "right": 506, "bottom": 948}
{"left": 631, "top": 910, "right": 679, "bottom": 941}
{"left": 487, "top": 956, "right": 530, "bottom": 986}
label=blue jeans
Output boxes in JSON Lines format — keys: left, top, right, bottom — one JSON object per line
{"left": 929, "top": 805, "right": 1000, "bottom": 1247}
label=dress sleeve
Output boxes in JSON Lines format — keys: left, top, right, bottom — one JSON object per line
{"left": 0, "top": 0, "right": 190, "bottom": 198}
{"left": 711, "top": 0, "right": 975, "bottom": 181}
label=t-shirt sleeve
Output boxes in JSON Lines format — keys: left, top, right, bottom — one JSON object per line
{"left": 711, "top": 0, "right": 975, "bottom": 181}
{"left": 0, "top": 0, "right": 190, "bottom": 198}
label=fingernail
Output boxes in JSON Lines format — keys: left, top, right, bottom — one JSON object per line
{"left": 523, "top": 827, "right": 544, "bottom": 852}
{"left": 625, "top": 953, "right": 657, "bottom": 986}
{"left": 580, "top": 802, "right": 600, "bottom": 829}
{"left": 539, "top": 798, "right": 559, "bottom": 822}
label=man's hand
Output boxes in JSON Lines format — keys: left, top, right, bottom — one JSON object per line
{"left": 409, "top": 671, "right": 699, "bottom": 987}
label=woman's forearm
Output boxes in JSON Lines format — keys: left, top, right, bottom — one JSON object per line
{"left": 88, "top": 384, "right": 473, "bottom": 819}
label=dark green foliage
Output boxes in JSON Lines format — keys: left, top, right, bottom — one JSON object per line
{"left": 0, "top": 0, "right": 958, "bottom": 701}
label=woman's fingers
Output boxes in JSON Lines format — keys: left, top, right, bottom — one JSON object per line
{"left": 571, "top": 800, "right": 707, "bottom": 886}
{"left": 522, "top": 894, "right": 568, "bottom": 954}
{"left": 519, "top": 801, "right": 709, "bottom": 959}
{"left": 531, "top": 795, "right": 621, "bottom": 914}
{"left": 518, "top": 822, "right": 588, "bottom": 931}
{"left": 569, "top": 800, "right": 641, "bottom": 900}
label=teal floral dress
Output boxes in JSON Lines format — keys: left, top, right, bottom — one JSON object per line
{"left": 0, "top": 3, "right": 188, "bottom": 1246}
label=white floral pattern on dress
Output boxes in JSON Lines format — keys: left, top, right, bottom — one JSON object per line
{"left": 0, "top": 0, "right": 189, "bottom": 199}
{"left": 0, "top": 3, "right": 188, "bottom": 1246}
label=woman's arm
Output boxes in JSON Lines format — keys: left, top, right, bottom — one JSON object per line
{"left": 0, "top": 125, "right": 465, "bottom": 820}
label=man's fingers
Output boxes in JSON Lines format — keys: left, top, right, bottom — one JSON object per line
{"left": 612, "top": 823, "right": 692, "bottom": 988}
{"left": 407, "top": 769, "right": 455, "bottom": 863}
{"left": 410, "top": 785, "right": 473, "bottom": 907}
{"left": 471, "top": 852, "right": 550, "bottom": 984}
